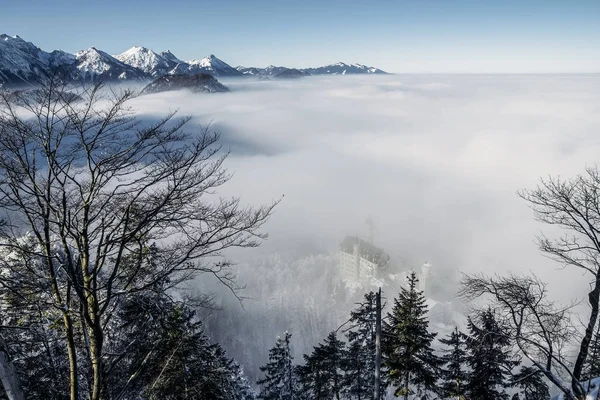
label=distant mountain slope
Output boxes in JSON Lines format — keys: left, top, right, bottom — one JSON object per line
{"left": 0, "top": 34, "right": 388, "bottom": 86}
{"left": 170, "top": 54, "right": 242, "bottom": 77}
{"left": 272, "top": 68, "right": 305, "bottom": 79}
{"left": 114, "top": 46, "right": 179, "bottom": 77}
{"left": 237, "top": 65, "right": 308, "bottom": 79}
{"left": 0, "top": 34, "right": 53, "bottom": 85}
{"left": 141, "top": 73, "right": 229, "bottom": 94}
{"left": 302, "top": 62, "right": 386, "bottom": 75}
{"left": 75, "top": 47, "right": 148, "bottom": 82}
{"left": 237, "top": 62, "right": 387, "bottom": 78}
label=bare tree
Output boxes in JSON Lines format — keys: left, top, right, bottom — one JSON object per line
{"left": 460, "top": 167, "right": 600, "bottom": 400}
{"left": 460, "top": 274, "right": 578, "bottom": 399}
{"left": 518, "top": 168, "right": 600, "bottom": 398}
{"left": 0, "top": 79, "right": 277, "bottom": 400}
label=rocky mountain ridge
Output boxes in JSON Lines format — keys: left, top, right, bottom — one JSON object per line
{"left": 0, "top": 34, "right": 388, "bottom": 87}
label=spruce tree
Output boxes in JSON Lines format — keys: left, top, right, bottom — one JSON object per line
{"left": 383, "top": 272, "right": 440, "bottom": 399}
{"left": 257, "top": 332, "right": 296, "bottom": 400}
{"left": 297, "top": 331, "right": 345, "bottom": 400}
{"left": 324, "top": 332, "right": 346, "bottom": 400}
{"left": 512, "top": 366, "right": 550, "bottom": 400}
{"left": 439, "top": 327, "right": 469, "bottom": 399}
{"left": 582, "top": 323, "right": 600, "bottom": 381}
{"left": 465, "top": 308, "right": 518, "bottom": 400}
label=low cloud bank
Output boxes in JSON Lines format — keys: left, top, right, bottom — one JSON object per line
{"left": 131, "top": 74, "right": 600, "bottom": 303}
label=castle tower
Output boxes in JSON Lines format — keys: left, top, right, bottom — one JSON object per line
{"left": 365, "top": 216, "right": 375, "bottom": 244}
{"left": 419, "top": 262, "right": 432, "bottom": 293}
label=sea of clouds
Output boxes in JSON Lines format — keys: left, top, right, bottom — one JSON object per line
{"left": 130, "top": 74, "right": 600, "bottom": 305}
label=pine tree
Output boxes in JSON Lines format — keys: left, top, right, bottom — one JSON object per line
{"left": 343, "top": 338, "right": 370, "bottom": 400}
{"left": 582, "top": 323, "right": 600, "bottom": 381}
{"left": 257, "top": 332, "right": 296, "bottom": 400}
{"left": 383, "top": 272, "right": 440, "bottom": 399}
{"left": 465, "top": 309, "right": 518, "bottom": 400}
{"left": 512, "top": 366, "right": 550, "bottom": 400}
{"left": 325, "top": 332, "right": 346, "bottom": 400}
{"left": 297, "top": 331, "right": 345, "bottom": 400}
{"left": 342, "top": 291, "right": 385, "bottom": 400}
{"left": 438, "top": 327, "right": 469, "bottom": 399}
{"left": 296, "top": 348, "right": 329, "bottom": 400}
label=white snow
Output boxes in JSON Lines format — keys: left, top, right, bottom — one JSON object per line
{"left": 114, "top": 46, "right": 174, "bottom": 74}
{"left": 75, "top": 48, "right": 113, "bottom": 75}
{"left": 554, "top": 377, "right": 600, "bottom": 400}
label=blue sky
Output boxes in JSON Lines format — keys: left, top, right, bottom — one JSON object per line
{"left": 2, "top": 0, "right": 599, "bottom": 73}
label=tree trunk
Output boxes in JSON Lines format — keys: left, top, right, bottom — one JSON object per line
{"left": 89, "top": 326, "right": 103, "bottom": 400}
{"left": 572, "top": 276, "right": 600, "bottom": 399}
{"left": 63, "top": 313, "right": 79, "bottom": 400}
{"left": 374, "top": 288, "right": 381, "bottom": 400}
{"left": 0, "top": 335, "right": 25, "bottom": 400}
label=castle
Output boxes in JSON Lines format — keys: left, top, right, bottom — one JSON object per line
{"left": 337, "top": 234, "right": 433, "bottom": 296}
{"left": 338, "top": 235, "right": 390, "bottom": 282}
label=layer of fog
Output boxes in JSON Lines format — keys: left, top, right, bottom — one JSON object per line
{"left": 132, "top": 74, "right": 600, "bottom": 299}
{"left": 127, "top": 74, "right": 600, "bottom": 377}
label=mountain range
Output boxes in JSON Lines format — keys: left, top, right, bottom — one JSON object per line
{"left": 0, "top": 34, "right": 388, "bottom": 87}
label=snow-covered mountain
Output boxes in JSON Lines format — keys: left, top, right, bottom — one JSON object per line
{"left": 160, "top": 50, "right": 183, "bottom": 64}
{"left": 302, "top": 62, "right": 386, "bottom": 75}
{"left": 0, "top": 34, "right": 53, "bottom": 85}
{"left": 171, "top": 54, "right": 242, "bottom": 77}
{"left": 237, "top": 62, "right": 387, "bottom": 78}
{"left": 236, "top": 65, "right": 291, "bottom": 78}
{"left": 236, "top": 65, "right": 306, "bottom": 80}
{"left": 114, "top": 46, "right": 179, "bottom": 77}
{"left": 0, "top": 34, "right": 388, "bottom": 87}
{"left": 75, "top": 47, "right": 147, "bottom": 81}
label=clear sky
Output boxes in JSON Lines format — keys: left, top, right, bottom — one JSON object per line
{"left": 2, "top": 0, "right": 599, "bottom": 73}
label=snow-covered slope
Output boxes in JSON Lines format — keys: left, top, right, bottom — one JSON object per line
{"left": 170, "top": 54, "right": 242, "bottom": 77}
{"left": 160, "top": 50, "right": 183, "bottom": 64}
{"left": 115, "top": 46, "right": 178, "bottom": 77}
{"left": 75, "top": 47, "right": 147, "bottom": 81}
{"left": 302, "top": 62, "right": 386, "bottom": 75}
{"left": 0, "top": 34, "right": 52, "bottom": 85}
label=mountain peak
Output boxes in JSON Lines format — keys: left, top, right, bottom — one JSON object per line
{"left": 160, "top": 50, "right": 182, "bottom": 63}
{"left": 1, "top": 34, "right": 25, "bottom": 43}
{"left": 115, "top": 46, "right": 181, "bottom": 77}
